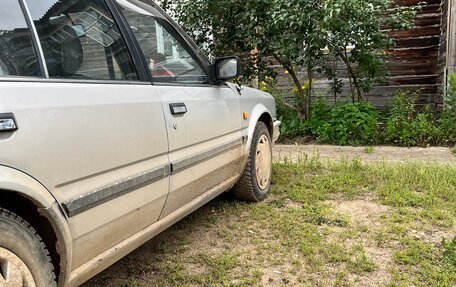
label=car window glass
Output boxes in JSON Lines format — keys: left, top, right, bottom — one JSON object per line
{"left": 26, "top": 0, "right": 138, "bottom": 81}
{"left": 116, "top": 0, "right": 207, "bottom": 84}
{"left": 0, "top": 0, "right": 40, "bottom": 77}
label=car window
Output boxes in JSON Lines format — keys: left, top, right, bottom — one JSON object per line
{"left": 116, "top": 0, "right": 208, "bottom": 84}
{"left": 26, "top": 0, "right": 138, "bottom": 81}
{"left": 0, "top": 0, "right": 40, "bottom": 77}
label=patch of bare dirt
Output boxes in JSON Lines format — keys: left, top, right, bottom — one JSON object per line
{"left": 353, "top": 246, "right": 393, "bottom": 287}
{"left": 328, "top": 198, "right": 391, "bottom": 229}
{"left": 325, "top": 197, "right": 393, "bottom": 287}
{"left": 407, "top": 228, "right": 455, "bottom": 245}
{"left": 274, "top": 145, "right": 456, "bottom": 165}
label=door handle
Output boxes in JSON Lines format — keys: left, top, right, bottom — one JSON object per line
{"left": 0, "top": 113, "right": 18, "bottom": 133}
{"left": 169, "top": 103, "right": 187, "bottom": 115}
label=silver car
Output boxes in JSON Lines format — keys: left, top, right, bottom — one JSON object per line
{"left": 0, "top": 0, "right": 280, "bottom": 286}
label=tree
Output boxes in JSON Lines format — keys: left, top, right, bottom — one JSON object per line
{"left": 163, "top": 0, "right": 418, "bottom": 117}
{"left": 267, "top": 0, "right": 326, "bottom": 119}
{"left": 162, "top": 0, "right": 326, "bottom": 119}
{"left": 322, "top": 0, "right": 419, "bottom": 102}
{"left": 161, "top": 0, "right": 275, "bottom": 84}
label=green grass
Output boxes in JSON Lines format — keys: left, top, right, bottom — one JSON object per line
{"left": 84, "top": 158, "right": 456, "bottom": 287}
{"left": 364, "top": 146, "right": 375, "bottom": 154}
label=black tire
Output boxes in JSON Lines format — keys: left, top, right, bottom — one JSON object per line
{"left": 233, "top": 121, "right": 272, "bottom": 202}
{"left": 0, "top": 208, "right": 56, "bottom": 287}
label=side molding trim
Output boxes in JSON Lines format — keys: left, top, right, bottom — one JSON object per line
{"left": 63, "top": 165, "right": 171, "bottom": 217}
{"left": 171, "top": 139, "right": 243, "bottom": 174}
{"left": 62, "top": 138, "right": 243, "bottom": 217}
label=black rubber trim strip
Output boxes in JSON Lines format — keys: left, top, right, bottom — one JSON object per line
{"left": 105, "top": 0, "right": 149, "bottom": 82}
{"left": 63, "top": 165, "right": 170, "bottom": 217}
{"left": 171, "top": 139, "right": 243, "bottom": 174}
{"left": 0, "top": 77, "right": 149, "bottom": 85}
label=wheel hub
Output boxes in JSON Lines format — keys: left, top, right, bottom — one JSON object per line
{"left": 0, "top": 247, "right": 36, "bottom": 287}
{"left": 255, "top": 134, "right": 272, "bottom": 190}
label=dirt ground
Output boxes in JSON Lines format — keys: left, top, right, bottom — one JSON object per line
{"left": 274, "top": 145, "right": 456, "bottom": 165}
{"left": 82, "top": 145, "right": 456, "bottom": 287}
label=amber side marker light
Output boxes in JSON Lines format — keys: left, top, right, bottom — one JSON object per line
{"left": 243, "top": 112, "right": 249, "bottom": 120}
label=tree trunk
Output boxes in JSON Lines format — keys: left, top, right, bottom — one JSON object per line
{"left": 346, "top": 63, "right": 363, "bottom": 102}
{"left": 306, "top": 64, "right": 313, "bottom": 119}
{"left": 288, "top": 68, "right": 309, "bottom": 119}
{"left": 273, "top": 55, "right": 309, "bottom": 119}
{"left": 340, "top": 50, "right": 362, "bottom": 102}
{"left": 333, "top": 58, "right": 338, "bottom": 104}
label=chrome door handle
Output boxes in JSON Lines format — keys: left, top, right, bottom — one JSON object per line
{"left": 169, "top": 103, "right": 187, "bottom": 115}
{"left": 0, "top": 113, "right": 18, "bottom": 132}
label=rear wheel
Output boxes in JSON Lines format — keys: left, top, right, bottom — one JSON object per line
{"left": 0, "top": 208, "right": 56, "bottom": 287}
{"left": 233, "top": 122, "right": 272, "bottom": 202}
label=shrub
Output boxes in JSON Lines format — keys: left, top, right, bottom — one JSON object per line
{"left": 317, "top": 101, "right": 379, "bottom": 145}
{"left": 414, "top": 107, "right": 441, "bottom": 146}
{"left": 275, "top": 94, "right": 332, "bottom": 140}
{"left": 385, "top": 92, "right": 442, "bottom": 147}
{"left": 275, "top": 96, "right": 307, "bottom": 137}
{"left": 307, "top": 96, "right": 329, "bottom": 136}
{"left": 384, "top": 92, "right": 417, "bottom": 146}
{"left": 275, "top": 85, "right": 454, "bottom": 147}
{"left": 446, "top": 73, "right": 456, "bottom": 110}
{"left": 438, "top": 73, "right": 456, "bottom": 145}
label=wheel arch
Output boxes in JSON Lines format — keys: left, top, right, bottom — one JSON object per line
{"left": 258, "top": 113, "right": 274, "bottom": 137}
{"left": 0, "top": 165, "right": 72, "bottom": 287}
{"left": 245, "top": 104, "right": 274, "bottom": 152}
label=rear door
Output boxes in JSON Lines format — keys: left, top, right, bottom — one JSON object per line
{"left": 0, "top": 0, "right": 169, "bottom": 270}
{"left": 116, "top": 0, "right": 244, "bottom": 218}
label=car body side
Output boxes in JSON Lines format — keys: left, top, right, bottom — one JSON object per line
{"left": 0, "top": 92, "right": 279, "bottom": 287}
{"left": 0, "top": 1, "right": 280, "bottom": 286}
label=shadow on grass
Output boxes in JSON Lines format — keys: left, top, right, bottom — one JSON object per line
{"left": 82, "top": 192, "right": 241, "bottom": 287}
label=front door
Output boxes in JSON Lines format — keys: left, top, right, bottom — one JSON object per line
{"left": 117, "top": 0, "right": 244, "bottom": 217}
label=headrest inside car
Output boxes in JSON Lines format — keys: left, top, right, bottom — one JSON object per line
{"left": 42, "top": 24, "right": 84, "bottom": 77}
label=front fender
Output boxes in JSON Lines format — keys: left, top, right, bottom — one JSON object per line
{"left": 245, "top": 104, "right": 272, "bottom": 153}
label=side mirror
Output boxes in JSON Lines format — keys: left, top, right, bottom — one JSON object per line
{"left": 214, "top": 57, "right": 241, "bottom": 82}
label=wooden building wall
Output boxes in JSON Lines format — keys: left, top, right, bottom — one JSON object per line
{"left": 274, "top": 0, "right": 445, "bottom": 109}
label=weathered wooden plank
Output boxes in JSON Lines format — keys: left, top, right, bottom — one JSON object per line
{"left": 414, "top": 14, "right": 442, "bottom": 26}
{"left": 393, "top": 0, "right": 440, "bottom": 6}
{"left": 393, "top": 36, "right": 440, "bottom": 48}
{"left": 387, "top": 46, "right": 439, "bottom": 58}
{"left": 415, "top": 5, "right": 441, "bottom": 15}
{"left": 388, "top": 74, "right": 438, "bottom": 85}
{"left": 388, "top": 25, "right": 441, "bottom": 38}
{"left": 387, "top": 62, "right": 436, "bottom": 76}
